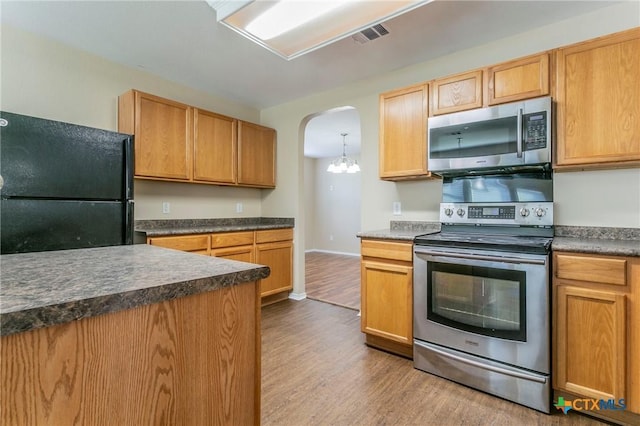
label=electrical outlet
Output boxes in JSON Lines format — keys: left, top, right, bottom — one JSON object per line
{"left": 236, "top": 202, "right": 243, "bottom": 213}
{"left": 162, "top": 202, "right": 170, "bottom": 214}
{"left": 329, "top": 235, "right": 334, "bottom": 241}
{"left": 393, "top": 201, "right": 401, "bottom": 215}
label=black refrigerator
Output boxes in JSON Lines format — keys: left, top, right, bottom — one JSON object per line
{"left": 0, "top": 111, "right": 134, "bottom": 254}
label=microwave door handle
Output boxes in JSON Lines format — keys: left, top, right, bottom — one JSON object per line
{"left": 517, "top": 108, "right": 523, "bottom": 158}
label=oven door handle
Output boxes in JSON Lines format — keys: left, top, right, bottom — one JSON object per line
{"left": 415, "top": 249, "right": 546, "bottom": 265}
{"left": 415, "top": 340, "right": 548, "bottom": 384}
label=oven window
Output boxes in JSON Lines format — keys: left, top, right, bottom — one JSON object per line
{"left": 427, "top": 262, "right": 526, "bottom": 341}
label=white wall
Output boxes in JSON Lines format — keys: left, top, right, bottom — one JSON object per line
{"left": 260, "top": 2, "right": 640, "bottom": 294}
{"left": 306, "top": 157, "right": 362, "bottom": 255}
{"left": 304, "top": 157, "right": 317, "bottom": 250}
{"left": 0, "top": 24, "right": 264, "bottom": 220}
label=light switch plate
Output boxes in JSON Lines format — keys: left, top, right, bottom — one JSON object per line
{"left": 393, "top": 202, "right": 401, "bottom": 215}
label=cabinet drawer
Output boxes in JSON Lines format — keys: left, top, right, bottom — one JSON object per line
{"left": 211, "top": 231, "right": 255, "bottom": 248}
{"left": 555, "top": 253, "right": 627, "bottom": 286}
{"left": 361, "top": 239, "right": 413, "bottom": 262}
{"left": 255, "top": 228, "right": 293, "bottom": 244}
{"left": 148, "top": 235, "right": 210, "bottom": 252}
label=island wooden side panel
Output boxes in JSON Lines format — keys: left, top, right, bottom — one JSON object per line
{"left": 1, "top": 281, "right": 260, "bottom": 426}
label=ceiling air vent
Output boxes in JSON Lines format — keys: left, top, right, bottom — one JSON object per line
{"left": 352, "top": 24, "right": 389, "bottom": 44}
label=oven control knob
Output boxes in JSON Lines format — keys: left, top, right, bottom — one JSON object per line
{"left": 456, "top": 208, "right": 465, "bottom": 217}
{"left": 519, "top": 208, "right": 530, "bottom": 217}
{"left": 444, "top": 207, "right": 454, "bottom": 217}
{"left": 535, "top": 207, "right": 546, "bottom": 217}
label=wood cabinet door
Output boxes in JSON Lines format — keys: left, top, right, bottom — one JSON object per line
{"left": 133, "top": 91, "right": 192, "bottom": 180}
{"left": 193, "top": 109, "right": 237, "bottom": 184}
{"left": 379, "top": 84, "right": 430, "bottom": 180}
{"left": 256, "top": 240, "right": 293, "bottom": 297}
{"left": 430, "top": 70, "right": 482, "bottom": 115}
{"left": 237, "top": 121, "right": 276, "bottom": 188}
{"left": 554, "top": 285, "right": 626, "bottom": 401}
{"left": 555, "top": 28, "right": 640, "bottom": 167}
{"left": 360, "top": 260, "right": 413, "bottom": 345}
{"left": 486, "top": 53, "right": 549, "bottom": 105}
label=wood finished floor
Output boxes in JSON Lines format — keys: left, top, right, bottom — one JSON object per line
{"left": 261, "top": 299, "right": 605, "bottom": 426}
{"left": 304, "top": 251, "right": 360, "bottom": 311}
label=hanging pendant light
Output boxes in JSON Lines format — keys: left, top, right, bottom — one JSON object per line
{"left": 327, "top": 133, "right": 360, "bottom": 174}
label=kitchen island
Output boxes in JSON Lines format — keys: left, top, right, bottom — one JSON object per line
{"left": 1, "top": 244, "right": 268, "bottom": 425}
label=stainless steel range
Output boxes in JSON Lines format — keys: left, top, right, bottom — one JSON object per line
{"left": 413, "top": 170, "right": 553, "bottom": 413}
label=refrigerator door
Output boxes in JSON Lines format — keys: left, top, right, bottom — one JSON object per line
{"left": 1, "top": 199, "right": 131, "bottom": 254}
{"left": 0, "top": 111, "right": 133, "bottom": 200}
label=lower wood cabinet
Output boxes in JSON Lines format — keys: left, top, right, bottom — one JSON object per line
{"left": 1, "top": 281, "right": 261, "bottom": 425}
{"left": 148, "top": 228, "right": 293, "bottom": 305}
{"left": 255, "top": 229, "right": 294, "bottom": 303}
{"left": 360, "top": 238, "right": 413, "bottom": 358}
{"left": 553, "top": 251, "right": 640, "bottom": 424}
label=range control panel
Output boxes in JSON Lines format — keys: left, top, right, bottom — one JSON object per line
{"left": 441, "top": 202, "right": 553, "bottom": 227}
{"left": 468, "top": 206, "right": 516, "bottom": 219}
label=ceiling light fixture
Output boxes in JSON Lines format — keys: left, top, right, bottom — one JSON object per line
{"left": 246, "top": 0, "right": 345, "bottom": 40}
{"left": 208, "top": 0, "right": 431, "bottom": 60}
{"left": 327, "top": 133, "right": 360, "bottom": 174}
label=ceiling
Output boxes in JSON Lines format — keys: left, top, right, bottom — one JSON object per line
{"left": 0, "top": 1, "right": 619, "bottom": 158}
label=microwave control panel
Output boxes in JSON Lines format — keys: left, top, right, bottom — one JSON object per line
{"left": 523, "top": 111, "right": 547, "bottom": 150}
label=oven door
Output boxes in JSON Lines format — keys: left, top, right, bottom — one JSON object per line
{"left": 413, "top": 245, "right": 550, "bottom": 374}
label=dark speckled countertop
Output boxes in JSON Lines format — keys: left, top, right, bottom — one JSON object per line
{"left": 552, "top": 226, "right": 640, "bottom": 257}
{"left": 357, "top": 222, "right": 639, "bottom": 257}
{"left": 0, "top": 244, "right": 270, "bottom": 337}
{"left": 136, "top": 217, "right": 294, "bottom": 237}
{"left": 356, "top": 220, "right": 441, "bottom": 241}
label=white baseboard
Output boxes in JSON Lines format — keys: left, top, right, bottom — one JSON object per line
{"left": 288, "top": 292, "right": 307, "bottom": 301}
{"left": 305, "top": 249, "right": 359, "bottom": 257}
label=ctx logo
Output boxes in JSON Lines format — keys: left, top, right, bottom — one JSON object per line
{"left": 555, "top": 396, "right": 626, "bottom": 414}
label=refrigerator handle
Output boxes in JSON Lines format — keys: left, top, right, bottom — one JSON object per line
{"left": 125, "top": 200, "right": 135, "bottom": 245}
{"left": 124, "top": 136, "right": 134, "bottom": 200}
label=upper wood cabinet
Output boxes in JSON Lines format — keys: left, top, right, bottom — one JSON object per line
{"left": 118, "top": 89, "right": 276, "bottom": 188}
{"left": 379, "top": 83, "right": 432, "bottom": 181}
{"left": 430, "top": 70, "right": 483, "bottom": 115}
{"left": 430, "top": 53, "right": 549, "bottom": 116}
{"left": 238, "top": 121, "right": 276, "bottom": 188}
{"left": 554, "top": 28, "right": 640, "bottom": 169}
{"left": 119, "top": 90, "right": 192, "bottom": 180}
{"left": 486, "top": 52, "right": 550, "bottom": 105}
{"left": 193, "top": 108, "right": 237, "bottom": 184}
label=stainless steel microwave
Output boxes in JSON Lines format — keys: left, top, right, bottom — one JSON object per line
{"left": 428, "top": 96, "right": 551, "bottom": 175}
